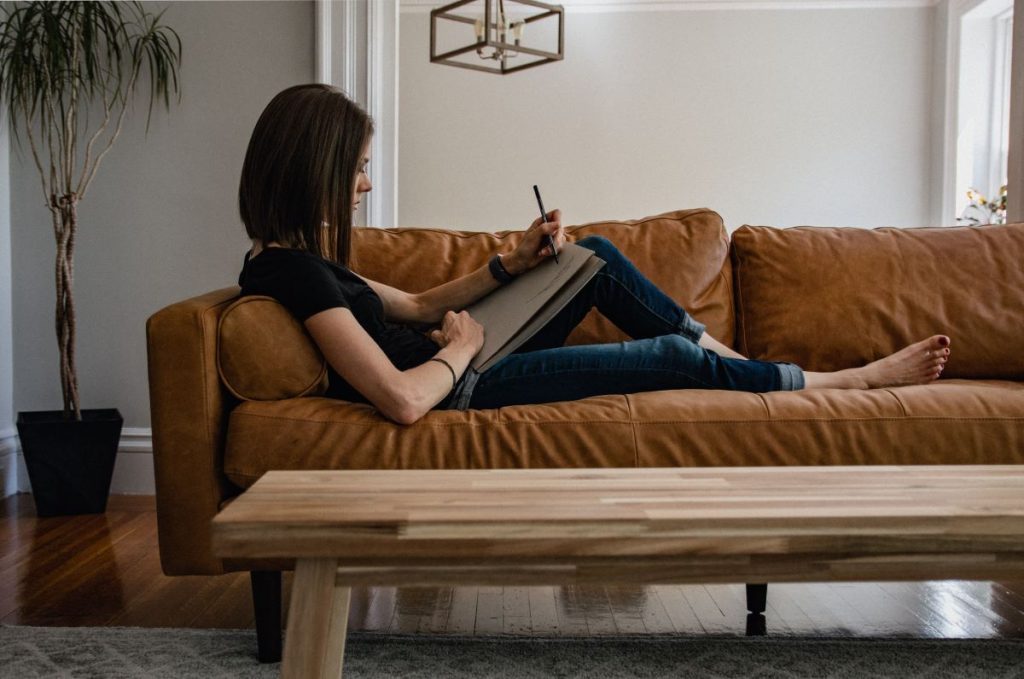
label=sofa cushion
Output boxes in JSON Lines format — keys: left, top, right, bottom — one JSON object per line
{"left": 632, "top": 379, "right": 1024, "bottom": 467}
{"left": 217, "top": 296, "right": 328, "bottom": 401}
{"left": 223, "top": 379, "right": 1024, "bottom": 488}
{"left": 224, "top": 394, "right": 637, "bottom": 488}
{"left": 352, "top": 208, "right": 735, "bottom": 348}
{"left": 731, "top": 222, "right": 1024, "bottom": 378}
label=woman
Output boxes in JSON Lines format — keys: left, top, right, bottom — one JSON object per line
{"left": 238, "top": 84, "right": 951, "bottom": 425}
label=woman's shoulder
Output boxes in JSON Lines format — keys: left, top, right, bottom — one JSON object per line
{"left": 245, "top": 246, "right": 342, "bottom": 276}
{"left": 240, "top": 246, "right": 362, "bottom": 290}
{"left": 238, "top": 247, "right": 363, "bottom": 321}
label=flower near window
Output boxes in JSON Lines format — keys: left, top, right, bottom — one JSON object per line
{"left": 958, "top": 186, "right": 1008, "bottom": 226}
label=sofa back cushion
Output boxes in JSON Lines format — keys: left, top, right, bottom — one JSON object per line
{"left": 731, "top": 222, "right": 1024, "bottom": 378}
{"left": 351, "top": 208, "right": 735, "bottom": 348}
{"left": 214, "top": 208, "right": 734, "bottom": 403}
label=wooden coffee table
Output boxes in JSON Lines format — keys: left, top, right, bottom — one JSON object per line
{"left": 212, "top": 466, "right": 1024, "bottom": 678}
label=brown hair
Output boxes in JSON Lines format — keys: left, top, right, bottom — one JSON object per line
{"left": 238, "top": 84, "right": 374, "bottom": 265}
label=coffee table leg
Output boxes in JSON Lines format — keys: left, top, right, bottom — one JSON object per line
{"left": 282, "top": 558, "right": 350, "bottom": 678}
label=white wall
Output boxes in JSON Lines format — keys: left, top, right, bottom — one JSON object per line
{"left": 0, "top": 112, "right": 16, "bottom": 496}
{"left": 7, "top": 1, "right": 314, "bottom": 495}
{"left": 399, "top": 4, "right": 937, "bottom": 232}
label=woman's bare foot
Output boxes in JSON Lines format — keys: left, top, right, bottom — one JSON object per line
{"left": 803, "top": 335, "right": 950, "bottom": 390}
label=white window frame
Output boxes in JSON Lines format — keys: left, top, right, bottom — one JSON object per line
{"left": 988, "top": 8, "right": 1013, "bottom": 193}
{"left": 941, "top": 0, "right": 1014, "bottom": 223}
{"left": 315, "top": 0, "right": 400, "bottom": 229}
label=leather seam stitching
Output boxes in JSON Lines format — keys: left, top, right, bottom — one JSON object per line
{"left": 227, "top": 412, "right": 1024, "bottom": 426}
{"left": 625, "top": 394, "right": 640, "bottom": 468}
{"left": 732, "top": 234, "right": 751, "bottom": 358}
{"left": 230, "top": 414, "right": 636, "bottom": 426}
{"left": 365, "top": 210, "right": 716, "bottom": 239}
{"left": 884, "top": 388, "right": 909, "bottom": 417}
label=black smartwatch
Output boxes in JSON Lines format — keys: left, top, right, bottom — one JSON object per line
{"left": 488, "top": 254, "right": 517, "bottom": 284}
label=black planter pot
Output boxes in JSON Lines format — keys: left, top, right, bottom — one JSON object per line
{"left": 16, "top": 408, "right": 123, "bottom": 517}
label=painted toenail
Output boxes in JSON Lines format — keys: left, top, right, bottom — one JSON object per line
{"left": 939, "top": 336, "right": 949, "bottom": 347}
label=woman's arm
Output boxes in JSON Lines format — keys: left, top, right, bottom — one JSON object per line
{"left": 359, "top": 270, "right": 504, "bottom": 325}
{"left": 418, "top": 210, "right": 568, "bottom": 322}
{"left": 362, "top": 253, "right": 525, "bottom": 325}
{"left": 416, "top": 260, "right": 506, "bottom": 324}
{"left": 357, "top": 276, "right": 432, "bottom": 325}
{"left": 359, "top": 210, "right": 566, "bottom": 325}
{"left": 305, "top": 306, "right": 481, "bottom": 424}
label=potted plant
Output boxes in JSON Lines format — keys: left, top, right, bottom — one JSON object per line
{"left": 958, "top": 186, "right": 1009, "bottom": 226}
{"left": 0, "top": 2, "right": 182, "bottom": 516}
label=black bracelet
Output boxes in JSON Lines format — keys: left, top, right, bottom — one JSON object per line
{"left": 488, "top": 253, "right": 516, "bottom": 285}
{"left": 428, "top": 357, "right": 458, "bottom": 392}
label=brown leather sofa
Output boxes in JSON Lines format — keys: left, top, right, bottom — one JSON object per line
{"left": 146, "top": 208, "right": 1024, "bottom": 660}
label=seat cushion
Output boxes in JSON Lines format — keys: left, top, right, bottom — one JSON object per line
{"left": 224, "top": 394, "right": 637, "bottom": 488}
{"left": 731, "top": 222, "right": 1024, "bottom": 379}
{"left": 630, "top": 379, "right": 1024, "bottom": 467}
{"left": 223, "top": 380, "right": 1024, "bottom": 488}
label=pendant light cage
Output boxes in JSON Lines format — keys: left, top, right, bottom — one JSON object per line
{"left": 430, "top": 0, "right": 564, "bottom": 75}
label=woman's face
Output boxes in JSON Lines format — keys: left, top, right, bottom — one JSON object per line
{"left": 353, "top": 144, "right": 372, "bottom": 212}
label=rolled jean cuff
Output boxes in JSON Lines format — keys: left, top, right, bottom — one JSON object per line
{"left": 451, "top": 368, "right": 481, "bottom": 411}
{"left": 676, "top": 315, "right": 706, "bottom": 343}
{"left": 776, "top": 362, "right": 805, "bottom": 391}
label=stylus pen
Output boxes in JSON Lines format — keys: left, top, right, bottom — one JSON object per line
{"left": 532, "top": 184, "right": 559, "bottom": 264}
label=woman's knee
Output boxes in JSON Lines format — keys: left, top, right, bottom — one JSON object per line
{"left": 659, "top": 334, "right": 710, "bottom": 363}
{"left": 622, "top": 334, "right": 713, "bottom": 374}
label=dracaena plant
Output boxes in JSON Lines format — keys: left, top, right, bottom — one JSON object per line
{"left": 0, "top": 1, "right": 182, "bottom": 419}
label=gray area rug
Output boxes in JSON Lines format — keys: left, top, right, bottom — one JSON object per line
{"left": 2, "top": 626, "right": 1024, "bottom": 678}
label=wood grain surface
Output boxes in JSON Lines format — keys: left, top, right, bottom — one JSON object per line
{"left": 212, "top": 466, "right": 1024, "bottom": 585}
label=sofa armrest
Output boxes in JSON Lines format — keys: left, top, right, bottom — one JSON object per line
{"left": 146, "top": 286, "right": 241, "bottom": 576}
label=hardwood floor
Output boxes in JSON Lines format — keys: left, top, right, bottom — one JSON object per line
{"left": 3, "top": 494, "right": 1024, "bottom": 638}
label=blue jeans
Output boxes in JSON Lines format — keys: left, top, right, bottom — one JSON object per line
{"left": 437, "top": 235, "right": 804, "bottom": 411}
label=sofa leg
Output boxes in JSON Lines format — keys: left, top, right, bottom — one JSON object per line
{"left": 746, "top": 612, "right": 767, "bottom": 636}
{"left": 745, "top": 583, "right": 768, "bottom": 636}
{"left": 250, "top": 570, "right": 282, "bottom": 663}
{"left": 746, "top": 583, "right": 767, "bottom": 614}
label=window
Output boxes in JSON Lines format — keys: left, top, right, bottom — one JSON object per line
{"left": 954, "top": 0, "right": 1013, "bottom": 224}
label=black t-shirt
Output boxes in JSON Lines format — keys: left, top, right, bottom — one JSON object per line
{"left": 238, "top": 247, "right": 439, "bottom": 403}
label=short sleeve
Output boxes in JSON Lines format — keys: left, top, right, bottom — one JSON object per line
{"left": 240, "top": 250, "right": 352, "bottom": 322}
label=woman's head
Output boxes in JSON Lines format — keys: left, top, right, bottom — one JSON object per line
{"left": 238, "top": 83, "right": 374, "bottom": 265}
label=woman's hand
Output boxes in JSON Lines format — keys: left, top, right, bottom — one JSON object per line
{"left": 429, "top": 310, "right": 485, "bottom": 355}
{"left": 503, "top": 208, "right": 566, "bottom": 275}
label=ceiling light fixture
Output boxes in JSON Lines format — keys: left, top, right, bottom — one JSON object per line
{"left": 430, "top": 0, "right": 564, "bottom": 75}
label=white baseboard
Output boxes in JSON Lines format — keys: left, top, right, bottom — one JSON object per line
{"left": 110, "top": 428, "right": 155, "bottom": 494}
{"left": 1, "top": 426, "right": 154, "bottom": 498}
{"left": 0, "top": 427, "right": 19, "bottom": 498}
